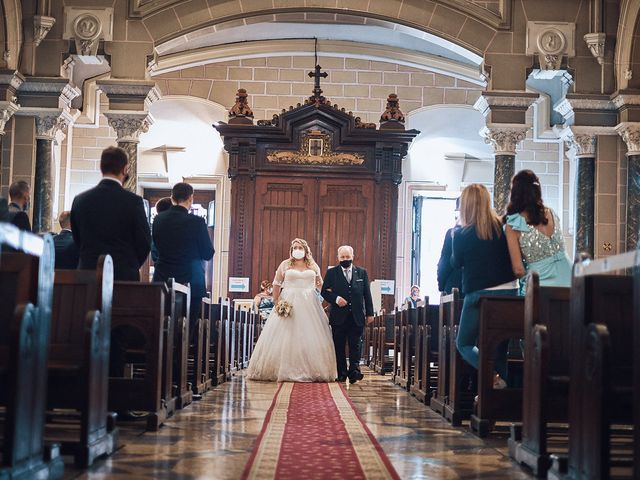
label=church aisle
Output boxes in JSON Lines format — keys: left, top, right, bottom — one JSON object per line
{"left": 69, "top": 369, "right": 532, "bottom": 479}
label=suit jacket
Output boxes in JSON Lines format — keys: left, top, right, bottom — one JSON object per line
{"left": 152, "top": 205, "right": 214, "bottom": 299}
{"left": 437, "top": 226, "right": 463, "bottom": 294}
{"left": 321, "top": 265, "right": 374, "bottom": 327}
{"left": 8, "top": 202, "right": 31, "bottom": 232}
{"left": 71, "top": 179, "right": 151, "bottom": 281}
{"left": 53, "top": 229, "right": 79, "bottom": 269}
{"left": 0, "top": 198, "right": 8, "bottom": 222}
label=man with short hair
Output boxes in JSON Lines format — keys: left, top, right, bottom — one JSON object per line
{"left": 321, "top": 245, "right": 374, "bottom": 384}
{"left": 7, "top": 180, "right": 31, "bottom": 232}
{"left": 71, "top": 146, "right": 151, "bottom": 281}
{"left": 53, "top": 211, "right": 79, "bottom": 269}
{"left": 153, "top": 182, "right": 214, "bottom": 336}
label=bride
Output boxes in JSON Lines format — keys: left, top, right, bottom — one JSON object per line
{"left": 246, "top": 238, "right": 337, "bottom": 382}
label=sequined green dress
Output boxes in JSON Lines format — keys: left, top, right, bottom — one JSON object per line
{"left": 506, "top": 209, "right": 572, "bottom": 287}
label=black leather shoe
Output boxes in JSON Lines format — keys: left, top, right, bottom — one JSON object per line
{"left": 348, "top": 371, "right": 364, "bottom": 384}
{"left": 337, "top": 375, "right": 347, "bottom": 382}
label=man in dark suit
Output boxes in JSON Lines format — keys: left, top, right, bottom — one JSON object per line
{"left": 53, "top": 211, "right": 79, "bottom": 269}
{"left": 153, "top": 182, "right": 214, "bottom": 335}
{"left": 7, "top": 180, "right": 31, "bottom": 232}
{"left": 321, "top": 245, "right": 374, "bottom": 384}
{"left": 70, "top": 146, "right": 151, "bottom": 281}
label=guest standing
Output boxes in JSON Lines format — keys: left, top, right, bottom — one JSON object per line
{"left": 452, "top": 184, "right": 517, "bottom": 388}
{"left": 152, "top": 182, "right": 214, "bottom": 335}
{"left": 70, "top": 146, "right": 151, "bottom": 281}
{"left": 505, "top": 170, "right": 571, "bottom": 287}
{"left": 151, "top": 197, "right": 173, "bottom": 263}
{"left": 53, "top": 211, "right": 79, "bottom": 269}
{"left": 7, "top": 180, "right": 31, "bottom": 232}
{"left": 437, "top": 197, "right": 463, "bottom": 295}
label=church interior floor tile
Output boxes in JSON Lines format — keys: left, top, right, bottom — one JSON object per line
{"left": 63, "top": 369, "right": 533, "bottom": 479}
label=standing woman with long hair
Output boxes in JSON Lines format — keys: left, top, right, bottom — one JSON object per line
{"left": 452, "top": 184, "right": 517, "bottom": 388}
{"left": 504, "top": 170, "right": 571, "bottom": 287}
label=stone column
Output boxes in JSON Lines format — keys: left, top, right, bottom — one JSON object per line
{"left": 32, "top": 113, "right": 68, "bottom": 232}
{"left": 97, "top": 80, "right": 160, "bottom": 193}
{"left": 0, "top": 71, "right": 24, "bottom": 188}
{"left": 616, "top": 123, "right": 640, "bottom": 251}
{"left": 104, "top": 112, "right": 153, "bottom": 192}
{"left": 570, "top": 134, "right": 597, "bottom": 257}
{"left": 481, "top": 126, "right": 528, "bottom": 214}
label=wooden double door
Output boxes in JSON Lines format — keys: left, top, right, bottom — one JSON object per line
{"left": 251, "top": 176, "right": 375, "bottom": 290}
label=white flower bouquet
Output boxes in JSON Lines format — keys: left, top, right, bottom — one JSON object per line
{"left": 274, "top": 300, "right": 293, "bottom": 318}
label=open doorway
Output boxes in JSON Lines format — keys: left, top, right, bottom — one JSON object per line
{"left": 411, "top": 194, "right": 459, "bottom": 305}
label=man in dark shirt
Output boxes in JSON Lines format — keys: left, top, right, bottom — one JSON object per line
{"left": 153, "top": 182, "right": 214, "bottom": 335}
{"left": 53, "top": 211, "right": 79, "bottom": 269}
{"left": 7, "top": 180, "right": 31, "bottom": 232}
{"left": 71, "top": 146, "right": 151, "bottom": 281}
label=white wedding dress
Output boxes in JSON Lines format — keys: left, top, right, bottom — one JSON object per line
{"left": 246, "top": 264, "right": 337, "bottom": 382}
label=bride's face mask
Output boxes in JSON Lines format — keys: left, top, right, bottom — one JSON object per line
{"left": 291, "top": 245, "right": 305, "bottom": 260}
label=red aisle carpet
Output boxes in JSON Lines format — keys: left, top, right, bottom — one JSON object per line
{"left": 242, "top": 382, "right": 400, "bottom": 480}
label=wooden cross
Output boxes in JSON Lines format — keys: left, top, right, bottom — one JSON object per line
{"left": 308, "top": 64, "right": 328, "bottom": 98}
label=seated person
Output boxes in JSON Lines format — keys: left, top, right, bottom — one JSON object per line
{"left": 253, "top": 280, "right": 274, "bottom": 321}
{"left": 403, "top": 285, "right": 421, "bottom": 308}
{"left": 7, "top": 180, "right": 31, "bottom": 232}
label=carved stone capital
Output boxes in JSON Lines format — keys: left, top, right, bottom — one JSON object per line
{"left": 473, "top": 92, "right": 538, "bottom": 118}
{"left": 584, "top": 32, "right": 606, "bottom": 65}
{"left": 105, "top": 112, "right": 153, "bottom": 143}
{"left": 611, "top": 93, "right": 640, "bottom": 110}
{"left": 97, "top": 80, "right": 161, "bottom": 111}
{"left": 33, "top": 15, "right": 56, "bottom": 47}
{"left": 34, "top": 111, "right": 70, "bottom": 140}
{"left": 0, "top": 100, "right": 19, "bottom": 135}
{"left": 568, "top": 133, "right": 597, "bottom": 157}
{"left": 480, "top": 125, "right": 529, "bottom": 155}
{"left": 615, "top": 122, "right": 640, "bottom": 156}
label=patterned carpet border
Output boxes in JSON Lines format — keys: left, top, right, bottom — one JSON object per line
{"left": 241, "top": 382, "right": 400, "bottom": 480}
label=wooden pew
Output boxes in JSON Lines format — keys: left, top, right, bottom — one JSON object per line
{"left": 47, "top": 255, "right": 117, "bottom": 467}
{"left": 431, "top": 290, "right": 461, "bottom": 416}
{"left": 0, "top": 225, "right": 63, "bottom": 479}
{"left": 363, "top": 312, "right": 374, "bottom": 366}
{"left": 191, "top": 297, "right": 212, "bottom": 395}
{"left": 469, "top": 295, "right": 524, "bottom": 437}
{"left": 166, "top": 279, "right": 192, "bottom": 409}
{"left": 208, "top": 297, "right": 230, "bottom": 386}
{"left": 548, "top": 252, "right": 635, "bottom": 480}
{"left": 377, "top": 313, "right": 396, "bottom": 375}
{"left": 368, "top": 313, "right": 381, "bottom": 369}
{"left": 410, "top": 300, "right": 439, "bottom": 403}
{"left": 508, "top": 273, "right": 570, "bottom": 476}
{"left": 392, "top": 306, "right": 407, "bottom": 385}
{"left": 109, "top": 282, "right": 175, "bottom": 431}
{"left": 442, "top": 290, "right": 475, "bottom": 426}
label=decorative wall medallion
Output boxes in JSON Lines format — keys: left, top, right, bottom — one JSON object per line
{"left": 267, "top": 130, "right": 364, "bottom": 166}
{"left": 526, "top": 21, "right": 575, "bottom": 71}
{"left": 63, "top": 7, "right": 113, "bottom": 57}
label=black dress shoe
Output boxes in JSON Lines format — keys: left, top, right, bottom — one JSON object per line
{"left": 337, "top": 375, "right": 347, "bottom": 382}
{"left": 348, "top": 371, "right": 364, "bottom": 384}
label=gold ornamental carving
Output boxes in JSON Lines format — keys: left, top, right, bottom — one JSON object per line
{"left": 267, "top": 130, "right": 364, "bottom": 166}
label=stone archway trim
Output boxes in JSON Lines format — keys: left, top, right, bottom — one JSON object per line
{"left": 150, "top": 39, "right": 486, "bottom": 86}
{"left": 615, "top": 0, "right": 640, "bottom": 91}
{"left": 140, "top": 4, "right": 499, "bottom": 57}
{"left": 2, "top": 0, "right": 22, "bottom": 70}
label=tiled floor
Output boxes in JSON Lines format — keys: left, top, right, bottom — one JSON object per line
{"left": 67, "top": 369, "right": 533, "bottom": 479}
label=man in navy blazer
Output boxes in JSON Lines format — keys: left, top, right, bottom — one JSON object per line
{"left": 321, "top": 245, "right": 374, "bottom": 383}
{"left": 53, "top": 211, "right": 79, "bottom": 269}
{"left": 71, "top": 146, "right": 151, "bottom": 281}
{"left": 153, "top": 182, "right": 214, "bottom": 336}
{"left": 7, "top": 180, "right": 31, "bottom": 232}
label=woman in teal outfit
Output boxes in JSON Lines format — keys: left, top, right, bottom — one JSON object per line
{"left": 504, "top": 170, "right": 572, "bottom": 287}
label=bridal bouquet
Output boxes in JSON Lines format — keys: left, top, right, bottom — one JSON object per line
{"left": 274, "top": 300, "right": 293, "bottom": 318}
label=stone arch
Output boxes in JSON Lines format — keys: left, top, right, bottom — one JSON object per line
{"left": 1, "top": 0, "right": 22, "bottom": 70}
{"left": 141, "top": 3, "right": 499, "bottom": 58}
{"left": 616, "top": 0, "right": 640, "bottom": 90}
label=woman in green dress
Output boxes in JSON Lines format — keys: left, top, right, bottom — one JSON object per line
{"left": 504, "top": 170, "right": 572, "bottom": 287}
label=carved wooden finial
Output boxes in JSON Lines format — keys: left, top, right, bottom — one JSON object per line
{"left": 380, "top": 93, "right": 405, "bottom": 130}
{"left": 228, "top": 88, "right": 254, "bottom": 125}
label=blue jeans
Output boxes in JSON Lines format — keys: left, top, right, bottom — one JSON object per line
{"left": 456, "top": 288, "right": 518, "bottom": 380}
